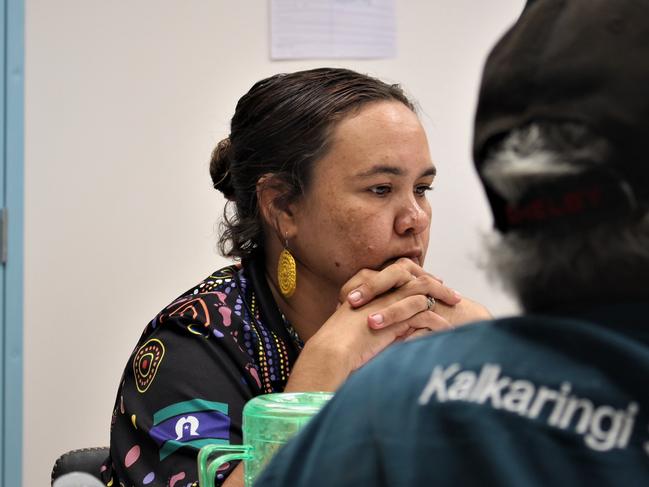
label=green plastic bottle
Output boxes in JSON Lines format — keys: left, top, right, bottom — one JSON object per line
{"left": 198, "top": 391, "right": 333, "bottom": 486}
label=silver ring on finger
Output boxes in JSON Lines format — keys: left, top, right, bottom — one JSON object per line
{"left": 425, "top": 295, "right": 436, "bottom": 312}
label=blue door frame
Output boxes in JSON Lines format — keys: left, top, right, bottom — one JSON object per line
{"left": 2, "top": 0, "right": 24, "bottom": 485}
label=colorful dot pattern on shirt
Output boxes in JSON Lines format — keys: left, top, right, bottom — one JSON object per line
{"left": 185, "top": 265, "right": 294, "bottom": 393}
{"left": 103, "top": 261, "right": 302, "bottom": 487}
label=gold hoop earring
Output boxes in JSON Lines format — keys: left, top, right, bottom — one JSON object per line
{"left": 277, "top": 237, "right": 297, "bottom": 298}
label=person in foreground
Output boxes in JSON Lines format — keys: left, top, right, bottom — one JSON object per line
{"left": 101, "top": 67, "right": 490, "bottom": 486}
{"left": 255, "top": 1, "right": 649, "bottom": 486}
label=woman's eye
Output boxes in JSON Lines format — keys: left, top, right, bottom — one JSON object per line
{"left": 415, "top": 185, "right": 433, "bottom": 196}
{"left": 370, "top": 185, "right": 391, "bottom": 196}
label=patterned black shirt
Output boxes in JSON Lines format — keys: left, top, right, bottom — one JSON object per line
{"left": 102, "top": 257, "right": 301, "bottom": 486}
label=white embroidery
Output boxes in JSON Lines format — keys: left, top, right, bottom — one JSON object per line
{"left": 175, "top": 415, "right": 200, "bottom": 440}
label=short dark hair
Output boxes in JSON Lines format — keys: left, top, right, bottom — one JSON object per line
{"left": 210, "top": 67, "right": 415, "bottom": 259}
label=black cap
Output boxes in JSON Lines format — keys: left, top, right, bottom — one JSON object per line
{"left": 473, "top": 0, "right": 649, "bottom": 232}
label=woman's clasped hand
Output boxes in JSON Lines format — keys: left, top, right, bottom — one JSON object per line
{"left": 287, "top": 258, "right": 490, "bottom": 392}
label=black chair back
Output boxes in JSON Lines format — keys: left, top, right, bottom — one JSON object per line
{"left": 51, "top": 447, "right": 109, "bottom": 486}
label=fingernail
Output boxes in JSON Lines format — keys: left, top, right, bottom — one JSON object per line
{"left": 453, "top": 289, "right": 462, "bottom": 300}
{"left": 370, "top": 313, "right": 384, "bottom": 326}
{"left": 349, "top": 290, "right": 362, "bottom": 303}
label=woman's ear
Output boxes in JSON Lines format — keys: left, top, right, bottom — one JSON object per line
{"left": 256, "top": 175, "right": 298, "bottom": 240}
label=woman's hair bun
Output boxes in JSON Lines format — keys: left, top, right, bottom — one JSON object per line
{"left": 210, "top": 137, "right": 236, "bottom": 200}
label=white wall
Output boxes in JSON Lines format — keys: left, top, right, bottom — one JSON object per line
{"left": 24, "top": 1, "right": 524, "bottom": 485}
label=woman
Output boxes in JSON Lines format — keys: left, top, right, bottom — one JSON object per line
{"left": 102, "top": 67, "right": 490, "bottom": 487}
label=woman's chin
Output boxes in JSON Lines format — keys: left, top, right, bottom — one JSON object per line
{"left": 378, "top": 256, "right": 421, "bottom": 270}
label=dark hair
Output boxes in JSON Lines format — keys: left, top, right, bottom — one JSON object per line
{"left": 210, "top": 67, "right": 415, "bottom": 259}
